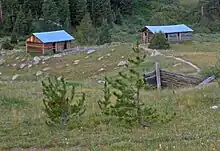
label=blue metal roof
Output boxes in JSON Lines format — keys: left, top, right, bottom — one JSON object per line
{"left": 145, "top": 24, "right": 193, "bottom": 34}
{"left": 33, "top": 30, "right": 74, "bottom": 43}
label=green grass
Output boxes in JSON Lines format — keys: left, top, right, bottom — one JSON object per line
{"left": 1, "top": 39, "right": 220, "bottom": 150}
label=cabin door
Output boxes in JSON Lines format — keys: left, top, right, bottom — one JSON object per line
{"left": 52, "top": 42, "right": 56, "bottom": 53}
{"left": 64, "top": 42, "right": 67, "bottom": 49}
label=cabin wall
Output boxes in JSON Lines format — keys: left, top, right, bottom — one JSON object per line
{"left": 26, "top": 35, "right": 42, "bottom": 43}
{"left": 26, "top": 41, "right": 43, "bottom": 53}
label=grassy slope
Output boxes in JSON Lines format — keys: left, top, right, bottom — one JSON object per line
{"left": 0, "top": 40, "right": 220, "bottom": 150}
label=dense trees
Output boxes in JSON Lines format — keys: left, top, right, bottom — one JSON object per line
{"left": 1, "top": 0, "right": 220, "bottom": 44}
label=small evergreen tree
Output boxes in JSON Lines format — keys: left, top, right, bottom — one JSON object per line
{"left": 76, "top": 13, "right": 97, "bottom": 45}
{"left": 10, "top": 32, "right": 18, "bottom": 44}
{"left": 42, "top": 76, "right": 86, "bottom": 127}
{"left": 97, "top": 20, "right": 111, "bottom": 45}
{"left": 114, "top": 8, "right": 123, "bottom": 25}
{"left": 148, "top": 32, "right": 170, "bottom": 49}
{"left": 99, "top": 41, "right": 175, "bottom": 127}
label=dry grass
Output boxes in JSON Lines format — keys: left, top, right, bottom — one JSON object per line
{"left": 0, "top": 41, "right": 220, "bottom": 150}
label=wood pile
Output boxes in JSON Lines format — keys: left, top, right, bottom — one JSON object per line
{"left": 143, "top": 63, "right": 203, "bottom": 89}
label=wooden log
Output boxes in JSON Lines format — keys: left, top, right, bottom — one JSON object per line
{"left": 155, "top": 62, "right": 161, "bottom": 89}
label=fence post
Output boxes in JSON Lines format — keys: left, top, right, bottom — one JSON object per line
{"left": 155, "top": 62, "right": 161, "bottom": 89}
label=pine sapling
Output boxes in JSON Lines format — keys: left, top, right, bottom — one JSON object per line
{"left": 42, "top": 76, "right": 86, "bottom": 127}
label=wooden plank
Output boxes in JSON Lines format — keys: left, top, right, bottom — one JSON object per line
{"left": 155, "top": 62, "right": 161, "bottom": 89}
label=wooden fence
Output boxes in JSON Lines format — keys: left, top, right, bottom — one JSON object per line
{"left": 144, "top": 62, "right": 203, "bottom": 89}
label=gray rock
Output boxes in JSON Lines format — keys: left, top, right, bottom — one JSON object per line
{"left": 210, "top": 106, "right": 218, "bottom": 110}
{"left": 85, "top": 56, "right": 89, "bottom": 59}
{"left": 41, "top": 56, "right": 51, "bottom": 61}
{"left": 53, "top": 54, "right": 62, "bottom": 58}
{"left": 0, "top": 59, "right": 5, "bottom": 66}
{"left": 121, "top": 56, "right": 124, "bottom": 59}
{"left": 98, "top": 80, "right": 105, "bottom": 84}
{"left": 33, "top": 56, "right": 41, "bottom": 64}
{"left": 98, "top": 56, "right": 104, "bottom": 61}
{"left": 57, "top": 76, "right": 62, "bottom": 80}
{"left": 117, "top": 60, "right": 127, "bottom": 67}
{"left": 74, "top": 60, "right": 80, "bottom": 65}
{"left": 87, "top": 49, "right": 96, "bottom": 54}
{"left": 36, "top": 71, "right": 43, "bottom": 76}
{"left": 28, "top": 64, "right": 32, "bottom": 68}
{"left": 42, "top": 67, "right": 51, "bottom": 71}
{"left": 107, "top": 53, "right": 111, "bottom": 56}
{"left": 0, "top": 72, "right": 2, "bottom": 76}
{"left": 150, "top": 50, "right": 162, "bottom": 56}
{"left": 11, "top": 64, "right": 17, "bottom": 67}
{"left": 12, "top": 74, "right": 19, "bottom": 80}
{"left": 15, "top": 57, "right": 20, "bottom": 60}
{"left": 98, "top": 68, "right": 105, "bottom": 72}
{"left": 21, "top": 58, "right": 25, "bottom": 62}
{"left": 20, "top": 63, "right": 26, "bottom": 69}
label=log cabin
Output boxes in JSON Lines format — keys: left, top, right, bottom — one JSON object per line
{"left": 26, "top": 30, "right": 74, "bottom": 55}
{"left": 140, "top": 24, "right": 193, "bottom": 44}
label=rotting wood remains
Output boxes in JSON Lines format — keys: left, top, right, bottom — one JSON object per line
{"left": 144, "top": 63, "right": 203, "bottom": 89}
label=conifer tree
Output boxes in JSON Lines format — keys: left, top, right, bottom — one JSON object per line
{"left": 42, "top": 0, "right": 60, "bottom": 30}
{"left": 76, "top": 13, "right": 97, "bottom": 45}
{"left": 98, "top": 41, "right": 175, "bottom": 127}
{"left": 97, "top": 20, "right": 111, "bottom": 45}
{"left": 58, "top": 0, "right": 70, "bottom": 26}
{"left": 69, "top": 0, "right": 87, "bottom": 26}
{"left": 13, "top": 6, "right": 26, "bottom": 36}
{"left": 42, "top": 76, "right": 86, "bottom": 127}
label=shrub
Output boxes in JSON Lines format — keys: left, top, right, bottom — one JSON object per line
{"left": 148, "top": 32, "right": 170, "bottom": 49}
{"left": 1, "top": 40, "right": 14, "bottom": 50}
{"left": 98, "top": 42, "right": 175, "bottom": 127}
{"left": 10, "top": 33, "right": 18, "bottom": 44}
{"left": 42, "top": 76, "right": 86, "bottom": 128}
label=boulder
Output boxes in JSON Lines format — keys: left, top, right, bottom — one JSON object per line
{"left": 36, "top": 71, "right": 43, "bottom": 76}
{"left": 87, "top": 49, "right": 96, "bottom": 54}
{"left": 33, "top": 56, "right": 41, "bottom": 64}
{"left": 28, "top": 64, "right": 32, "bottom": 68}
{"left": 0, "top": 59, "right": 5, "bottom": 66}
{"left": 98, "top": 56, "right": 104, "bottom": 61}
{"left": 20, "top": 63, "right": 26, "bottom": 69}
{"left": 117, "top": 60, "right": 127, "bottom": 67}
{"left": 98, "top": 68, "right": 105, "bottom": 72}
{"left": 12, "top": 74, "right": 19, "bottom": 80}
{"left": 42, "top": 67, "right": 51, "bottom": 71}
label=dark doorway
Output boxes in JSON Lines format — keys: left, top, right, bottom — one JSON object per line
{"left": 64, "top": 42, "right": 67, "bottom": 49}
{"left": 52, "top": 42, "right": 56, "bottom": 53}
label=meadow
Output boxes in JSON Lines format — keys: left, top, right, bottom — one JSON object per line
{"left": 0, "top": 36, "right": 220, "bottom": 150}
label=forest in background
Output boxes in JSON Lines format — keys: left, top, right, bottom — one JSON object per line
{"left": 1, "top": 0, "right": 220, "bottom": 44}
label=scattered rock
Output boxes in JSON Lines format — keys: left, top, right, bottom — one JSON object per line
{"left": 15, "top": 57, "right": 20, "bottom": 60}
{"left": 66, "top": 64, "right": 69, "bottom": 67}
{"left": 98, "top": 68, "right": 105, "bottom": 72}
{"left": 20, "top": 63, "right": 26, "bottom": 69}
{"left": 107, "top": 53, "right": 111, "bottom": 56}
{"left": 12, "top": 74, "right": 19, "bottom": 80}
{"left": 0, "top": 72, "right": 2, "bottom": 76}
{"left": 121, "top": 56, "right": 124, "bottom": 59}
{"left": 33, "top": 56, "right": 41, "bottom": 64}
{"left": 57, "top": 76, "right": 62, "bottom": 80}
{"left": 41, "top": 56, "right": 51, "bottom": 61}
{"left": 42, "top": 61, "right": 45, "bottom": 64}
{"left": 74, "top": 60, "right": 80, "bottom": 65}
{"left": 28, "top": 64, "right": 32, "bottom": 68}
{"left": 11, "top": 64, "right": 17, "bottom": 67}
{"left": 21, "top": 58, "right": 25, "bottom": 62}
{"left": 98, "top": 56, "right": 104, "bottom": 61}
{"left": 98, "top": 80, "right": 105, "bottom": 84}
{"left": 150, "top": 50, "right": 162, "bottom": 56}
{"left": 85, "top": 56, "right": 89, "bottom": 59}
{"left": 111, "top": 49, "right": 115, "bottom": 52}
{"left": 117, "top": 60, "right": 127, "bottom": 67}
{"left": 87, "top": 49, "right": 96, "bottom": 54}
{"left": 53, "top": 54, "right": 62, "bottom": 58}
{"left": 42, "top": 67, "right": 51, "bottom": 71}
{"left": 36, "top": 71, "right": 43, "bottom": 76}
{"left": 0, "top": 59, "right": 5, "bottom": 66}
{"left": 210, "top": 106, "right": 218, "bottom": 110}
